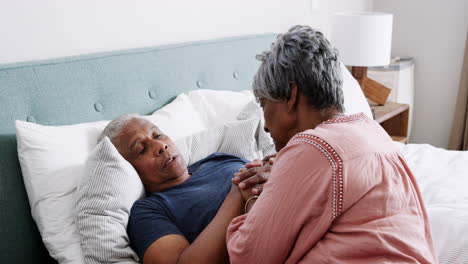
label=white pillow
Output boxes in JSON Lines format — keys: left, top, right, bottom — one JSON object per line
{"left": 15, "top": 120, "right": 108, "bottom": 264}
{"left": 146, "top": 93, "right": 206, "bottom": 141}
{"left": 184, "top": 89, "right": 254, "bottom": 127}
{"left": 75, "top": 137, "right": 144, "bottom": 264}
{"left": 340, "top": 63, "right": 373, "bottom": 118}
{"left": 175, "top": 101, "right": 275, "bottom": 165}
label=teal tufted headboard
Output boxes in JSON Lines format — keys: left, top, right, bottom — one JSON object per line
{"left": 0, "top": 34, "right": 276, "bottom": 263}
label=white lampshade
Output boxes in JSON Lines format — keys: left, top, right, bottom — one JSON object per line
{"left": 330, "top": 12, "right": 393, "bottom": 67}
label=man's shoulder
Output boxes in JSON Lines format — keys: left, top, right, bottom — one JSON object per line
{"left": 130, "top": 194, "right": 165, "bottom": 214}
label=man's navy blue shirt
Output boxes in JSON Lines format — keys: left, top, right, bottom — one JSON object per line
{"left": 127, "top": 153, "right": 247, "bottom": 259}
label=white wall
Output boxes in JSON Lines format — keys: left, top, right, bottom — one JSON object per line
{"left": 0, "top": 0, "right": 371, "bottom": 64}
{"left": 0, "top": 0, "right": 312, "bottom": 63}
{"left": 373, "top": 0, "right": 468, "bottom": 148}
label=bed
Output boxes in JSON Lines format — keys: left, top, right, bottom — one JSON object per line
{"left": 0, "top": 33, "right": 467, "bottom": 264}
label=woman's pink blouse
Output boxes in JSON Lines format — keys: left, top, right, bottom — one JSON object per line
{"left": 227, "top": 113, "right": 438, "bottom": 264}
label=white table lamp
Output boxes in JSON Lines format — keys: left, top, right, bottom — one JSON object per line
{"left": 331, "top": 12, "right": 394, "bottom": 105}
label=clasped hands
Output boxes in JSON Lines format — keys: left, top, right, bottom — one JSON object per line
{"left": 232, "top": 154, "right": 276, "bottom": 201}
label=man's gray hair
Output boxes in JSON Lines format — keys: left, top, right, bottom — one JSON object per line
{"left": 98, "top": 114, "right": 143, "bottom": 144}
{"left": 253, "top": 25, "right": 344, "bottom": 113}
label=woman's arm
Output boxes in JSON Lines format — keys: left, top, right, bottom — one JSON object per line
{"left": 227, "top": 143, "right": 335, "bottom": 264}
{"left": 143, "top": 184, "right": 244, "bottom": 264}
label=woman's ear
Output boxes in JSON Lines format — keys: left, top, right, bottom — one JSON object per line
{"left": 287, "top": 82, "right": 299, "bottom": 113}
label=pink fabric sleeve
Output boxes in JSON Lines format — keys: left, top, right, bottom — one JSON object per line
{"left": 226, "top": 142, "right": 334, "bottom": 264}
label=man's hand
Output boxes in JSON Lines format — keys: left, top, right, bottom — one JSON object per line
{"left": 232, "top": 154, "right": 276, "bottom": 197}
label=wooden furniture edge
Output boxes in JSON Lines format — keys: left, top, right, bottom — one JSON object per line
{"left": 371, "top": 103, "right": 409, "bottom": 123}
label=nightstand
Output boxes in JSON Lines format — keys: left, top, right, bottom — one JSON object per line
{"left": 370, "top": 102, "right": 410, "bottom": 143}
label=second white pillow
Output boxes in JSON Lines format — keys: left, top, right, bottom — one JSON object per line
{"left": 75, "top": 137, "right": 144, "bottom": 264}
{"left": 175, "top": 101, "right": 276, "bottom": 165}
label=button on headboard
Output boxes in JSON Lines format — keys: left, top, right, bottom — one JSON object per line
{"left": 0, "top": 34, "right": 276, "bottom": 263}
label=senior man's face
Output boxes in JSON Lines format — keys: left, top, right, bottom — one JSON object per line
{"left": 115, "top": 118, "right": 187, "bottom": 188}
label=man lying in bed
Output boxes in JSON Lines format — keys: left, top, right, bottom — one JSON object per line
{"left": 98, "top": 114, "right": 271, "bottom": 264}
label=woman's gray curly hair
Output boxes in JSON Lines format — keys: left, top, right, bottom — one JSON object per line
{"left": 98, "top": 114, "right": 143, "bottom": 144}
{"left": 253, "top": 25, "right": 344, "bottom": 113}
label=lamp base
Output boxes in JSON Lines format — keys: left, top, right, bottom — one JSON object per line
{"left": 351, "top": 66, "right": 391, "bottom": 105}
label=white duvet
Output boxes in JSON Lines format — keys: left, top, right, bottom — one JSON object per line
{"left": 397, "top": 143, "right": 468, "bottom": 264}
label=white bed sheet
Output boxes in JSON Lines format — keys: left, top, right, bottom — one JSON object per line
{"left": 397, "top": 143, "right": 468, "bottom": 264}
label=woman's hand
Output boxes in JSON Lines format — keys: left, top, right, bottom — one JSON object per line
{"left": 232, "top": 154, "right": 276, "bottom": 197}
{"left": 237, "top": 183, "right": 263, "bottom": 201}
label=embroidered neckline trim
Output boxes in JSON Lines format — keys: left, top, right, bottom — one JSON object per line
{"left": 321, "top": 112, "right": 367, "bottom": 125}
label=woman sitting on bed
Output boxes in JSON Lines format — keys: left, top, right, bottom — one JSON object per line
{"left": 226, "top": 25, "right": 438, "bottom": 263}
{"left": 98, "top": 115, "right": 271, "bottom": 264}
